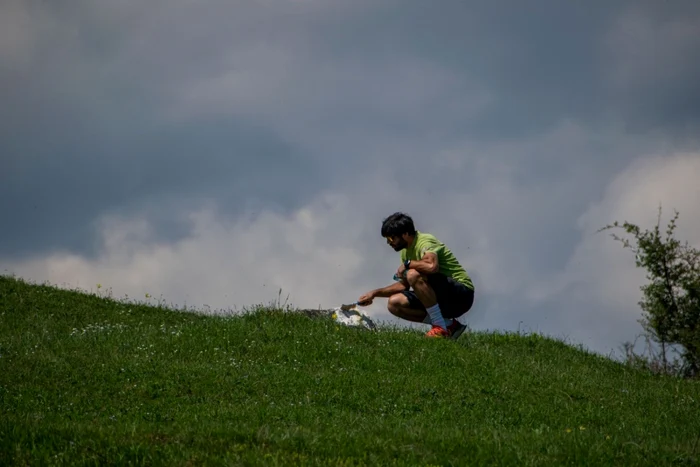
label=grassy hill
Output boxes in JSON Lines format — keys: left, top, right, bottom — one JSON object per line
{"left": 1, "top": 275, "right": 699, "bottom": 466}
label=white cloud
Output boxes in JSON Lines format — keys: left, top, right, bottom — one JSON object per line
{"left": 571, "top": 151, "right": 700, "bottom": 297}
{"left": 7, "top": 197, "right": 366, "bottom": 313}
{"left": 527, "top": 152, "right": 700, "bottom": 354}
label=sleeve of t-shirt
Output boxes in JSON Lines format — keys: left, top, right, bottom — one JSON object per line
{"left": 417, "top": 237, "right": 444, "bottom": 259}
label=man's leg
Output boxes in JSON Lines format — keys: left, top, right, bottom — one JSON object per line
{"left": 433, "top": 277, "right": 474, "bottom": 320}
{"left": 405, "top": 270, "right": 448, "bottom": 332}
{"left": 432, "top": 277, "right": 474, "bottom": 340}
{"left": 387, "top": 292, "right": 428, "bottom": 323}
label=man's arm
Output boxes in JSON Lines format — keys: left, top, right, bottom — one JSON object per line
{"left": 401, "top": 252, "right": 439, "bottom": 275}
{"left": 369, "top": 280, "right": 408, "bottom": 298}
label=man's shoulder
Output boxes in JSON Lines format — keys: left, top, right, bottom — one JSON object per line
{"left": 417, "top": 231, "right": 438, "bottom": 241}
{"left": 416, "top": 231, "right": 442, "bottom": 247}
{"left": 415, "top": 231, "right": 443, "bottom": 257}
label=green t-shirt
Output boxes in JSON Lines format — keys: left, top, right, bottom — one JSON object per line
{"left": 400, "top": 231, "right": 474, "bottom": 290}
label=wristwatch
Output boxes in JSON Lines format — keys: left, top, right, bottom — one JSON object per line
{"left": 404, "top": 259, "right": 411, "bottom": 269}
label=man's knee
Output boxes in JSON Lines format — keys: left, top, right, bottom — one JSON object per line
{"left": 387, "top": 293, "right": 408, "bottom": 314}
{"left": 405, "top": 269, "right": 425, "bottom": 285}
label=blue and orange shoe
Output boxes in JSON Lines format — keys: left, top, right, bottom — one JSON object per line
{"left": 425, "top": 325, "right": 451, "bottom": 338}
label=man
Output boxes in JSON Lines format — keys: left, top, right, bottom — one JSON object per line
{"left": 358, "top": 212, "right": 475, "bottom": 339}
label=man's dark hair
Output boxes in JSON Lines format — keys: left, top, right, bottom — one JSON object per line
{"left": 381, "top": 212, "right": 416, "bottom": 237}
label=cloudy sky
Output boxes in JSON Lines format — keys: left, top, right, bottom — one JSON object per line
{"left": 2, "top": 0, "right": 700, "bottom": 358}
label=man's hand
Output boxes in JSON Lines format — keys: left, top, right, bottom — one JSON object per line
{"left": 396, "top": 262, "right": 408, "bottom": 279}
{"left": 357, "top": 291, "right": 375, "bottom": 306}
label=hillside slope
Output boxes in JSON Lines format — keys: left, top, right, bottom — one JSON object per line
{"left": 1, "top": 275, "right": 699, "bottom": 465}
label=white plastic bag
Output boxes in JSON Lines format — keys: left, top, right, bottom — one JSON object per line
{"left": 331, "top": 305, "right": 377, "bottom": 330}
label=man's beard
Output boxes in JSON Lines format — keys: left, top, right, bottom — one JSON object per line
{"left": 392, "top": 239, "right": 408, "bottom": 251}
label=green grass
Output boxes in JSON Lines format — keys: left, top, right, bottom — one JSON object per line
{"left": 1, "top": 275, "right": 699, "bottom": 466}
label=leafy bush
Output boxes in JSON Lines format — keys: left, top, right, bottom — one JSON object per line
{"left": 600, "top": 207, "right": 700, "bottom": 378}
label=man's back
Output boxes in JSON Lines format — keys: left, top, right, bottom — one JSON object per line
{"left": 400, "top": 231, "right": 474, "bottom": 290}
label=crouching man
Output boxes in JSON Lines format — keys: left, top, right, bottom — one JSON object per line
{"left": 358, "top": 212, "right": 475, "bottom": 339}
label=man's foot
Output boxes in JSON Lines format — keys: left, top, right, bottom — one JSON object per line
{"left": 425, "top": 325, "right": 451, "bottom": 338}
{"left": 447, "top": 319, "right": 467, "bottom": 340}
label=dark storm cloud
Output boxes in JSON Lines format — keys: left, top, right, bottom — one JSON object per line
{"left": 303, "top": 1, "right": 614, "bottom": 139}
{"left": 601, "top": 2, "right": 700, "bottom": 136}
{"left": 2, "top": 111, "right": 322, "bottom": 260}
{"left": 2, "top": 0, "right": 699, "bottom": 265}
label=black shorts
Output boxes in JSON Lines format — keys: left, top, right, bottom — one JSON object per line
{"left": 402, "top": 273, "right": 474, "bottom": 319}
